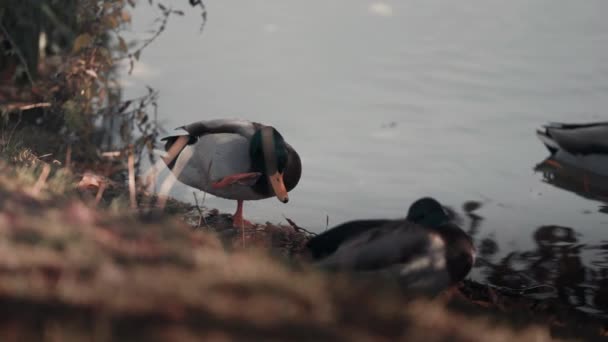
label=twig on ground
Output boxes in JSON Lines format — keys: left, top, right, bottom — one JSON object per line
{"left": 95, "top": 183, "right": 106, "bottom": 205}
{"left": 283, "top": 216, "right": 317, "bottom": 236}
{"left": 241, "top": 218, "right": 245, "bottom": 247}
{"left": 0, "top": 103, "right": 52, "bottom": 112}
{"left": 156, "top": 155, "right": 188, "bottom": 209}
{"left": 31, "top": 164, "right": 51, "bottom": 197}
{"left": 192, "top": 191, "right": 209, "bottom": 228}
{"left": 156, "top": 136, "right": 193, "bottom": 209}
{"left": 18, "top": 103, "right": 51, "bottom": 111}
{"left": 3, "top": 114, "right": 22, "bottom": 152}
{"left": 128, "top": 145, "right": 137, "bottom": 210}
{"left": 101, "top": 151, "right": 122, "bottom": 159}
{"left": 141, "top": 157, "right": 167, "bottom": 200}
{"left": 65, "top": 144, "right": 72, "bottom": 170}
{"left": 37, "top": 153, "right": 53, "bottom": 159}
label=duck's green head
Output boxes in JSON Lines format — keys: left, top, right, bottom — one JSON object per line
{"left": 250, "top": 126, "right": 290, "bottom": 203}
{"left": 406, "top": 197, "right": 450, "bottom": 228}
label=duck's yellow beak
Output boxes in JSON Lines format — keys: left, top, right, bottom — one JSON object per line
{"left": 268, "top": 171, "right": 289, "bottom": 203}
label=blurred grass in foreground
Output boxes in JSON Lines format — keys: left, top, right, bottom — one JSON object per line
{"left": 0, "top": 140, "right": 606, "bottom": 341}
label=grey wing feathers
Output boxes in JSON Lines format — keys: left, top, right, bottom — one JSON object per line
{"left": 177, "top": 119, "right": 260, "bottom": 139}
{"left": 546, "top": 124, "right": 608, "bottom": 155}
{"left": 316, "top": 221, "right": 432, "bottom": 271}
{"left": 160, "top": 119, "right": 262, "bottom": 153}
{"left": 545, "top": 121, "right": 608, "bottom": 130}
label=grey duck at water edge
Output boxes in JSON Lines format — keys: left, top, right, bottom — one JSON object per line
{"left": 536, "top": 121, "right": 608, "bottom": 176}
{"left": 160, "top": 119, "right": 302, "bottom": 227}
{"left": 305, "top": 197, "right": 476, "bottom": 296}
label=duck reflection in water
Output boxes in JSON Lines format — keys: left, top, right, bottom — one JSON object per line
{"left": 453, "top": 200, "right": 607, "bottom": 317}
{"left": 477, "top": 226, "right": 607, "bottom": 316}
{"left": 535, "top": 158, "right": 608, "bottom": 207}
{"left": 535, "top": 121, "right": 608, "bottom": 209}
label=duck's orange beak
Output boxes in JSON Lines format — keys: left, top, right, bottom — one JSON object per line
{"left": 268, "top": 171, "right": 289, "bottom": 203}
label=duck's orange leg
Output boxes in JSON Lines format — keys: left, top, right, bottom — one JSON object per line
{"left": 232, "top": 199, "right": 253, "bottom": 228}
{"left": 211, "top": 175, "right": 259, "bottom": 230}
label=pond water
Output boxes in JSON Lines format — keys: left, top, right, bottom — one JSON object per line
{"left": 121, "top": 0, "right": 608, "bottom": 316}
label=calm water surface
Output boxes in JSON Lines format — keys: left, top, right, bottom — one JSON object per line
{"left": 121, "top": 0, "right": 608, "bottom": 316}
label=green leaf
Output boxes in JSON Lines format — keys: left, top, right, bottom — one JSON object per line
{"left": 72, "top": 34, "right": 93, "bottom": 53}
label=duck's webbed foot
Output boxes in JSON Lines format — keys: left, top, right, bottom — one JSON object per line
{"left": 232, "top": 215, "right": 254, "bottom": 228}
{"left": 231, "top": 199, "right": 254, "bottom": 229}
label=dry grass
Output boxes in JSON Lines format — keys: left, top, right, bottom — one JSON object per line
{"left": 0, "top": 146, "right": 604, "bottom": 341}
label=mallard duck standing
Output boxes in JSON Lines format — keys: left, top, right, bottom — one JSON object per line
{"left": 536, "top": 121, "right": 608, "bottom": 176}
{"left": 306, "top": 197, "right": 476, "bottom": 295}
{"left": 160, "top": 119, "right": 301, "bottom": 227}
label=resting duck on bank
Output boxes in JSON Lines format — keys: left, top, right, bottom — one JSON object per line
{"left": 536, "top": 121, "right": 608, "bottom": 176}
{"left": 306, "top": 197, "right": 476, "bottom": 295}
{"left": 160, "top": 119, "right": 301, "bottom": 227}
